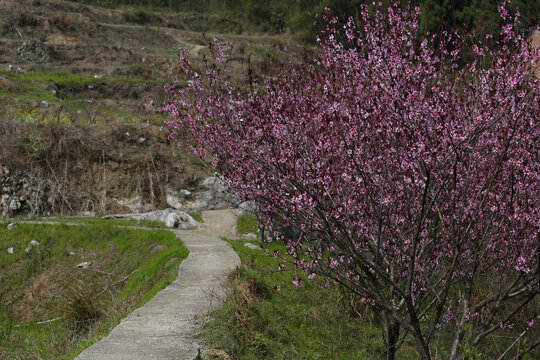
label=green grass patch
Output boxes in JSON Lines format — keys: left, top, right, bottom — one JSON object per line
{"left": 0, "top": 220, "right": 188, "bottom": 359}
{"left": 2, "top": 70, "right": 150, "bottom": 86}
{"left": 203, "top": 239, "right": 401, "bottom": 359}
{"left": 38, "top": 216, "right": 167, "bottom": 229}
{"left": 249, "top": 46, "right": 284, "bottom": 59}
{"left": 187, "top": 154, "right": 206, "bottom": 167}
{"left": 0, "top": 70, "right": 151, "bottom": 108}
{"left": 188, "top": 211, "right": 204, "bottom": 223}
{"left": 236, "top": 214, "right": 258, "bottom": 235}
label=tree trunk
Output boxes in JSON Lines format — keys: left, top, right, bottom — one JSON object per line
{"left": 414, "top": 337, "right": 432, "bottom": 360}
{"left": 381, "top": 314, "right": 400, "bottom": 360}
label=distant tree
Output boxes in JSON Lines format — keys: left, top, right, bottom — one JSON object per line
{"left": 160, "top": 1, "right": 539, "bottom": 359}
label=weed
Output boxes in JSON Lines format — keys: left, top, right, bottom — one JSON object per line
{"left": 16, "top": 12, "right": 39, "bottom": 27}
{"left": 63, "top": 280, "right": 103, "bottom": 335}
{"left": 124, "top": 10, "right": 155, "bottom": 25}
{"left": 50, "top": 12, "right": 72, "bottom": 31}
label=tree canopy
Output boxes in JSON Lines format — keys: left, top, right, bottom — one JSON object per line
{"left": 159, "top": 1, "right": 539, "bottom": 358}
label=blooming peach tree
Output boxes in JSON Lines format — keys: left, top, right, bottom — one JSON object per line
{"left": 159, "top": 1, "right": 539, "bottom": 359}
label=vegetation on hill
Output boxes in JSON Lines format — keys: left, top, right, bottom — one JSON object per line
{"left": 68, "top": 0, "right": 539, "bottom": 41}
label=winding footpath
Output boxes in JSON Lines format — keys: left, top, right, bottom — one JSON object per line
{"left": 75, "top": 209, "right": 241, "bottom": 360}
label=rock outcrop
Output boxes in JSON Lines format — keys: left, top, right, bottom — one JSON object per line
{"left": 166, "top": 176, "right": 240, "bottom": 211}
{"left": 109, "top": 209, "right": 201, "bottom": 229}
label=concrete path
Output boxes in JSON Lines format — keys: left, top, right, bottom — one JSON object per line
{"left": 75, "top": 209, "right": 241, "bottom": 360}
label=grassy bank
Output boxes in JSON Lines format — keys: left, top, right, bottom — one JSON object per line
{"left": 203, "top": 238, "right": 417, "bottom": 359}
{"left": 205, "top": 220, "right": 539, "bottom": 360}
{"left": 0, "top": 220, "right": 188, "bottom": 359}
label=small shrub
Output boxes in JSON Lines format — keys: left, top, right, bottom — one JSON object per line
{"left": 251, "top": 333, "right": 270, "bottom": 356}
{"left": 166, "top": 21, "right": 185, "bottom": 30}
{"left": 44, "top": 43, "right": 57, "bottom": 59}
{"left": 50, "top": 13, "right": 72, "bottom": 31}
{"left": 63, "top": 280, "right": 102, "bottom": 335}
{"left": 82, "top": 23, "right": 96, "bottom": 37}
{"left": 16, "top": 12, "right": 39, "bottom": 27}
{"left": 124, "top": 10, "right": 155, "bottom": 25}
{"left": 246, "top": 277, "right": 270, "bottom": 299}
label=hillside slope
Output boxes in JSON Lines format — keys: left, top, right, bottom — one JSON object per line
{"left": 0, "top": 0, "right": 303, "bottom": 217}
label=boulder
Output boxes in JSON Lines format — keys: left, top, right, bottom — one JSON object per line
{"left": 242, "top": 232, "right": 258, "bottom": 240}
{"left": 166, "top": 176, "right": 240, "bottom": 212}
{"left": 165, "top": 212, "right": 179, "bottom": 228}
{"left": 166, "top": 190, "right": 184, "bottom": 210}
{"left": 9, "top": 199, "right": 19, "bottom": 211}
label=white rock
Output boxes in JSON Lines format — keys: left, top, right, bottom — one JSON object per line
{"left": 68, "top": 251, "right": 76, "bottom": 256}
{"left": 179, "top": 189, "right": 192, "bottom": 198}
{"left": 25, "top": 247, "right": 32, "bottom": 254}
{"left": 9, "top": 199, "right": 19, "bottom": 211}
{"left": 40, "top": 100, "right": 49, "bottom": 108}
{"left": 7, "top": 223, "right": 16, "bottom": 231}
{"left": 30, "top": 240, "right": 40, "bottom": 247}
{"left": 166, "top": 191, "right": 184, "bottom": 210}
{"left": 7, "top": 247, "right": 14, "bottom": 254}
{"left": 176, "top": 212, "right": 200, "bottom": 230}
{"left": 137, "top": 137, "right": 146, "bottom": 144}
{"left": 165, "top": 213, "right": 179, "bottom": 228}
{"left": 76, "top": 261, "right": 92, "bottom": 269}
{"left": 244, "top": 243, "right": 259, "bottom": 250}
{"left": 243, "top": 232, "right": 258, "bottom": 240}
{"left": 126, "top": 209, "right": 200, "bottom": 229}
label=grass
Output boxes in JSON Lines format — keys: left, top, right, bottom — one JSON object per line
{"left": 204, "top": 218, "right": 539, "bottom": 360}
{"left": 38, "top": 215, "right": 167, "bottom": 228}
{"left": 0, "top": 70, "right": 152, "bottom": 109}
{"left": 2, "top": 70, "right": 150, "bottom": 85}
{"left": 188, "top": 211, "right": 204, "bottom": 223}
{"left": 236, "top": 214, "right": 258, "bottom": 235}
{"left": 249, "top": 46, "right": 284, "bottom": 59}
{"left": 0, "top": 220, "right": 188, "bottom": 359}
{"left": 202, "top": 238, "right": 412, "bottom": 360}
